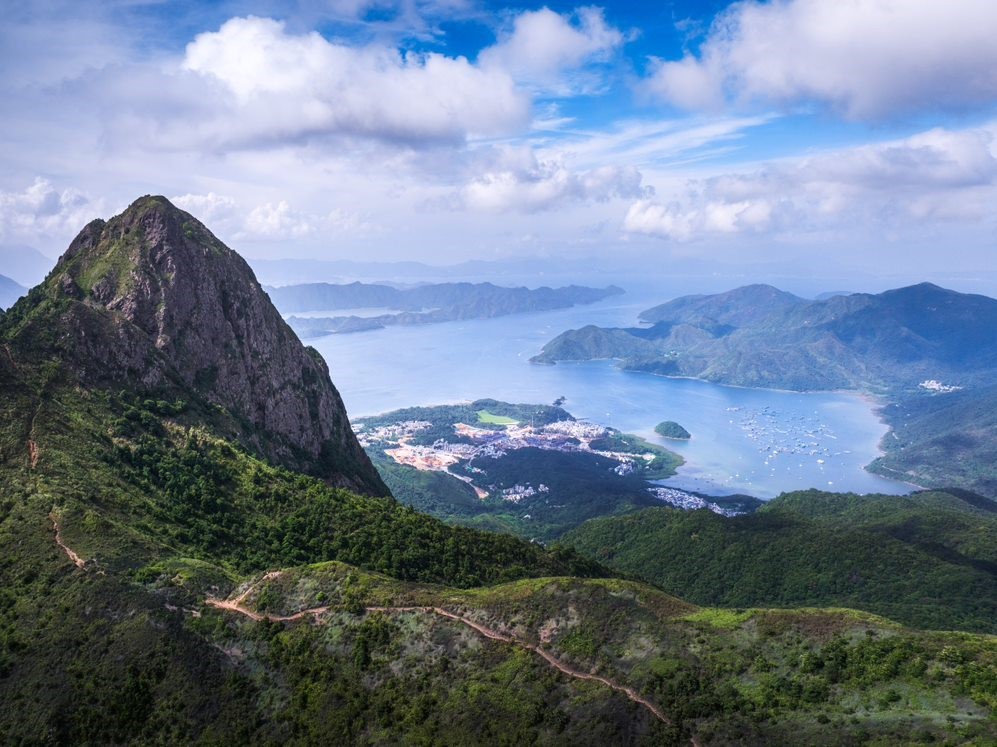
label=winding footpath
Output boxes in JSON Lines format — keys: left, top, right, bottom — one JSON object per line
{"left": 49, "top": 512, "right": 86, "bottom": 568}
{"left": 206, "top": 577, "right": 674, "bottom": 728}
{"left": 205, "top": 573, "right": 332, "bottom": 623}
{"left": 52, "top": 532, "right": 695, "bottom": 742}
{"left": 368, "top": 605, "right": 672, "bottom": 724}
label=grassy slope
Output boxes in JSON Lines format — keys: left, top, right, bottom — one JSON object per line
{"left": 162, "top": 565, "right": 997, "bottom": 746}
{"left": 565, "top": 489, "right": 997, "bottom": 634}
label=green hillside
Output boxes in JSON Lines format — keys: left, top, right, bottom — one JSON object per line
{"left": 0, "top": 198, "right": 993, "bottom": 745}
{"left": 535, "top": 283, "right": 997, "bottom": 393}
{"left": 6, "top": 325, "right": 992, "bottom": 745}
{"left": 870, "top": 385, "right": 997, "bottom": 497}
{"left": 566, "top": 489, "right": 997, "bottom": 633}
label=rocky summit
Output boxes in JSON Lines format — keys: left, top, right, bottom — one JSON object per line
{"left": 6, "top": 195, "right": 386, "bottom": 495}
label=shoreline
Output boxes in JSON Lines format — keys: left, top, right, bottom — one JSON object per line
{"left": 545, "top": 360, "right": 923, "bottom": 493}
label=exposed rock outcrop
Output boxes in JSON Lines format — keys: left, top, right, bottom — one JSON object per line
{"left": 27, "top": 195, "right": 387, "bottom": 495}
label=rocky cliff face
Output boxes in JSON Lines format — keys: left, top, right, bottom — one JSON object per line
{"left": 30, "top": 195, "right": 387, "bottom": 495}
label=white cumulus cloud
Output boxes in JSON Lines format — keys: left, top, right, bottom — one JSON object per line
{"left": 647, "top": 0, "right": 997, "bottom": 119}
{"left": 241, "top": 200, "right": 316, "bottom": 239}
{"left": 479, "top": 7, "right": 624, "bottom": 93}
{"left": 0, "top": 178, "right": 99, "bottom": 245}
{"left": 179, "top": 16, "right": 530, "bottom": 147}
{"left": 172, "top": 192, "right": 238, "bottom": 223}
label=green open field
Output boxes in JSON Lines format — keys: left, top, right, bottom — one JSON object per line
{"left": 476, "top": 409, "right": 519, "bottom": 425}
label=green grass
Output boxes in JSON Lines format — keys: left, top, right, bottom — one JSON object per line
{"left": 681, "top": 608, "right": 754, "bottom": 630}
{"left": 476, "top": 409, "right": 519, "bottom": 425}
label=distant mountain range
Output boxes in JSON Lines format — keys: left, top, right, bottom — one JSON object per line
{"left": 0, "top": 274, "right": 26, "bottom": 310}
{"left": 534, "top": 283, "right": 997, "bottom": 392}
{"left": 268, "top": 281, "right": 624, "bottom": 337}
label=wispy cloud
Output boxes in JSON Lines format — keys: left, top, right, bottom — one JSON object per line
{"left": 543, "top": 115, "right": 775, "bottom": 169}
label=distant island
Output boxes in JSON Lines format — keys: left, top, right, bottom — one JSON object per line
{"left": 533, "top": 283, "right": 997, "bottom": 392}
{"left": 533, "top": 283, "right": 997, "bottom": 498}
{"left": 655, "top": 421, "right": 691, "bottom": 440}
{"left": 265, "top": 281, "right": 624, "bottom": 337}
{"left": 354, "top": 399, "right": 758, "bottom": 541}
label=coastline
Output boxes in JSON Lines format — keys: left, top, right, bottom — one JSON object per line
{"left": 547, "top": 359, "right": 925, "bottom": 492}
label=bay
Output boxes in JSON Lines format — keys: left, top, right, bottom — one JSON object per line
{"left": 308, "top": 294, "right": 914, "bottom": 500}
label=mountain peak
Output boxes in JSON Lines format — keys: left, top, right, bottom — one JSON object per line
{"left": 639, "top": 283, "right": 803, "bottom": 326}
{"left": 56, "top": 195, "right": 228, "bottom": 306}
{"left": 20, "top": 196, "right": 388, "bottom": 495}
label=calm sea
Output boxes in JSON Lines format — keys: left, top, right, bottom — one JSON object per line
{"left": 306, "top": 293, "right": 914, "bottom": 500}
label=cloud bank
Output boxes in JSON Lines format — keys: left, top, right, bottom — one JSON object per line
{"left": 460, "top": 147, "right": 649, "bottom": 212}
{"left": 625, "top": 126, "right": 997, "bottom": 241}
{"left": 0, "top": 179, "right": 99, "bottom": 245}
{"left": 648, "top": 0, "right": 997, "bottom": 119}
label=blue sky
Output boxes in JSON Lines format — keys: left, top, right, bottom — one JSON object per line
{"left": 1, "top": 0, "right": 996, "bottom": 284}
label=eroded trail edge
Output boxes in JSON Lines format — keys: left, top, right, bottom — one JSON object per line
{"left": 206, "top": 582, "right": 673, "bottom": 727}
{"left": 49, "top": 512, "right": 86, "bottom": 568}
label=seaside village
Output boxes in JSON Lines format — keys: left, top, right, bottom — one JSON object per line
{"left": 355, "top": 415, "right": 745, "bottom": 515}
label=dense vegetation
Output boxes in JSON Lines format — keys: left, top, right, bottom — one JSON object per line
{"left": 80, "top": 566, "right": 994, "bottom": 746}
{"left": 566, "top": 489, "right": 997, "bottom": 633}
{"left": 111, "top": 420, "right": 603, "bottom": 585}
{"left": 655, "top": 420, "right": 691, "bottom": 440}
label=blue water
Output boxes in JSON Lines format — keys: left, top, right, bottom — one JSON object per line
{"left": 309, "top": 294, "right": 915, "bottom": 500}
